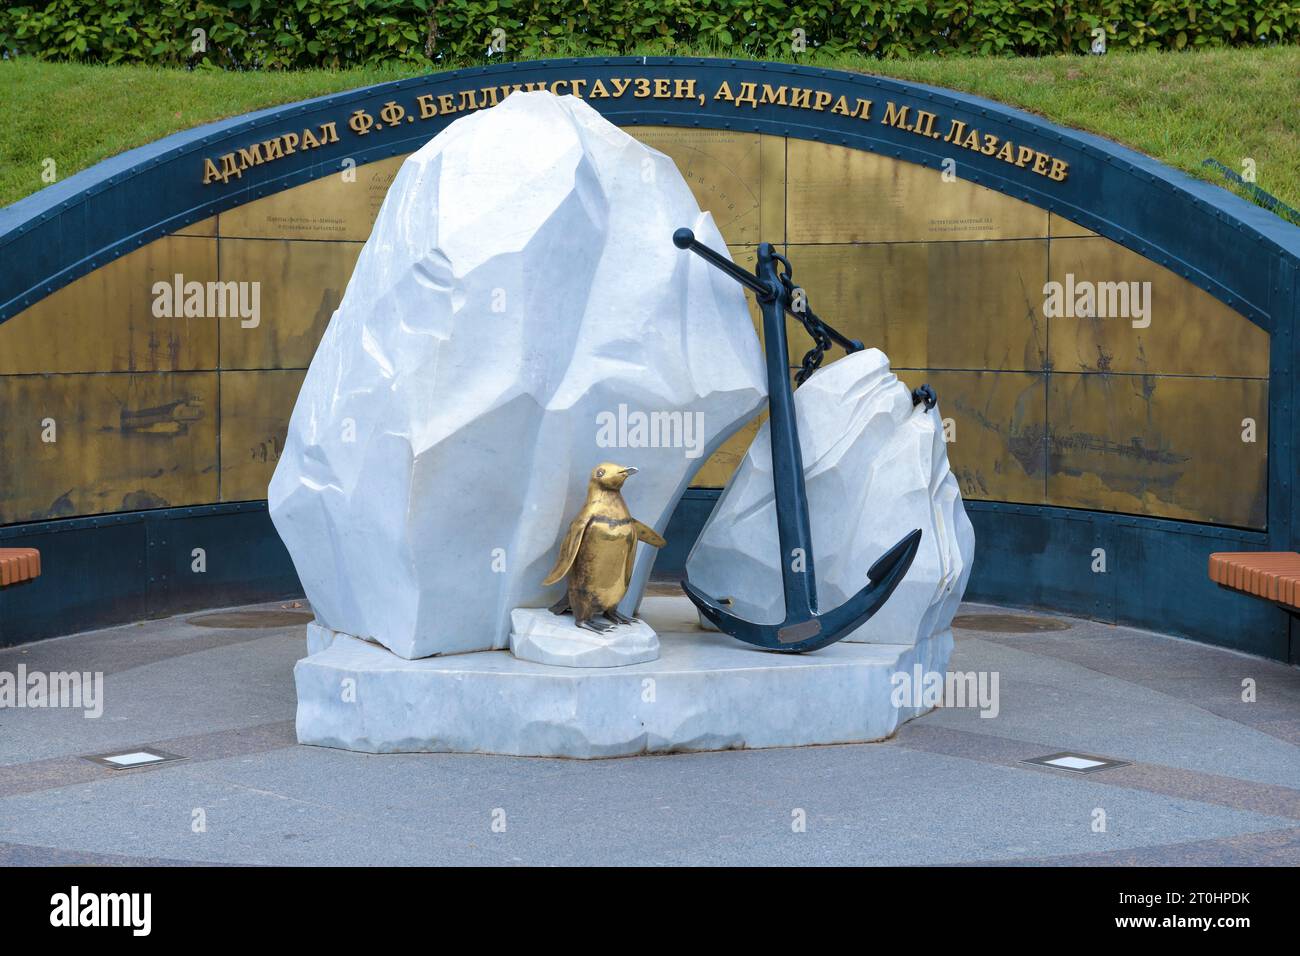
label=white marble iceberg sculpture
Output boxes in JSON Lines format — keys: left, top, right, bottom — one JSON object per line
{"left": 686, "top": 349, "right": 973, "bottom": 645}
{"left": 270, "top": 91, "right": 766, "bottom": 659}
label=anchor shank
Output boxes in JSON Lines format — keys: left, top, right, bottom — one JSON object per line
{"left": 755, "top": 243, "right": 818, "bottom": 621}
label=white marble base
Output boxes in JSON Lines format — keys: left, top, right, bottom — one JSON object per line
{"left": 509, "top": 607, "right": 659, "bottom": 667}
{"left": 295, "top": 595, "right": 952, "bottom": 759}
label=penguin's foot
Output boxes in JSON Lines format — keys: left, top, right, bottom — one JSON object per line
{"left": 548, "top": 595, "right": 571, "bottom": 616}
{"left": 603, "top": 609, "right": 635, "bottom": 625}
{"left": 578, "top": 618, "right": 615, "bottom": 634}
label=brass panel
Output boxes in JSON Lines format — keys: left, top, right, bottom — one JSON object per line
{"left": 0, "top": 236, "right": 218, "bottom": 375}
{"left": 691, "top": 413, "right": 765, "bottom": 489}
{"left": 218, "top": 155, "right": 407, "bottom": 241}
{"left": 1047, "top": 236, "right": 1269, "bottom": 377}
{"left": 758, "top": 135, "right": 786, "bottom": 243}
{"left": 1046, "top": 373, "right": 1267, "bottom": 527}
{"left": 174, "top": 215, "right": 218, "bottom": 237}
{"left": 219, "top": 369, "right": 306, "bottom": 501}
{"left": 690, "top": 243, "right": 764, "bottom": 489}
{"left": 0, "top": 371, "right": 219, "bottom": 524}
{"left": 732, "top": 245, "right": 765, "bottom": 336}
{"left": 218, "top": 239, "right": 361, "bottom": 370}
{"left": 907, "top": 369, "right": 1048, "bottom": 504}
{"left": 787, "top": 240, "right": 1048, "bottom": 371}
{"left": 1049, "top": 212, "right": 1095, "bottom": 238}
{"left": 786, "top": 141, "right": 1048, "bottom": 244}
{"left": 626, "top": 127, "right": 769, "bottom": 247}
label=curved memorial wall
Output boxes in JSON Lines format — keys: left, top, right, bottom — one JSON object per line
{"left": 1, "top": 58, "right": 1296, "bottom": 660}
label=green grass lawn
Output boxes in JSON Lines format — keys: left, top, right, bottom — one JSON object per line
{"left": 2, "top": 44, "right": 1297, "bottom": 216}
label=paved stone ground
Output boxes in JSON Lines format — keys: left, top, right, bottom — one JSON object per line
{"left": 1, "top": 596, "right": 1297, "bottom": 866}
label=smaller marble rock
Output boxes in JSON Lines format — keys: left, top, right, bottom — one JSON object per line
{"left": 686, "top": 348, "right": 974, "bottom": 646}
{"left": 509, "top": 607, "right": 660, "bottom": 667}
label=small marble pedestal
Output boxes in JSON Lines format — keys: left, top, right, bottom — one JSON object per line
{"left": 509, "top": 607, "right": 660, "bottom": 668}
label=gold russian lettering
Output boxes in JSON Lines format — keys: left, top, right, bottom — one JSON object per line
{"left": 217, "top": 153, "right": 242, "bottom": 181}
{"left": 882, "top": 101, "right": 911, "bottom": 129}
{"left": 913, "top": 110, "right": 938, "bottom": 137}
{"left": 347, "top": 110, "right": 374, "bottom": 136}
{"left": 237, "top": 144, "right": 264, "bottom": 169}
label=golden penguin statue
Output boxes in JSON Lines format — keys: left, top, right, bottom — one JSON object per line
{"left": 543, "top": 462, "right": 667, "bottom": 633}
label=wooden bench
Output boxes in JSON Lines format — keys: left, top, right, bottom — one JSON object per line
{"left": 1209, "top": 552, "right": 1300, "bottom": 610}
{"left": 0, "top": 548, "right": 41, "bottom": 588}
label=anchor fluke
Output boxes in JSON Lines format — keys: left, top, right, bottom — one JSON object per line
{"left": 683, "top": 528, "right": 922, "bottom": 654}
{"left": 869, "top": 527, "right": 923, "bottom": 583}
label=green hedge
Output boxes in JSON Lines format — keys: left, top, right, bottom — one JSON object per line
{"left": 2, "top": 0, "right": 1297, "bottom": 69}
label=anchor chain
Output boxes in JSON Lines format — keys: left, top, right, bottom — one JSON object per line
{"left": 770, "top": 250, "right": 857, "bottom": 386}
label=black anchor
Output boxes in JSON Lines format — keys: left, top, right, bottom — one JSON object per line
{"left": 673, "top": 229, "right": 923, "bottom": 653}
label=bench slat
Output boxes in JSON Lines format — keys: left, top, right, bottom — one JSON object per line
{"left": 0, "top": 548, "right": 42, "bottom": 587}
{"left": 1209, "top": 551, "right": 1300, "bottom": 610}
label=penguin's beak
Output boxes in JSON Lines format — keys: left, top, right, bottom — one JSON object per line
{"left": 621, "top": 467, "right": 638, "bottom": 477}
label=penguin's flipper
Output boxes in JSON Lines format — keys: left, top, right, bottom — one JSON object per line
{"left": 632, "top": 520, "right": 666, "bottom": 548}
{"left": 623, "top": 536, "right": 638, "bottom": 590}
{"left": 542, "top": 515, "right": 592, "bottom": 585}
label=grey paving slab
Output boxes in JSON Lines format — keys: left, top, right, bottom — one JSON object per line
{"left": 934, "top": 635, "right": 1300, "bottom": 789}
{"left": 0, "top": 631, "right": 302, "bottom": 766}
{"left": 0, "top": 598, "right": 1295, "bottom": 865}
{"left": 975, "top": 826, "right": 1300, "bottom": 867}
{"left": 0, "top": 741, "right": 1294, "bottom": 866}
